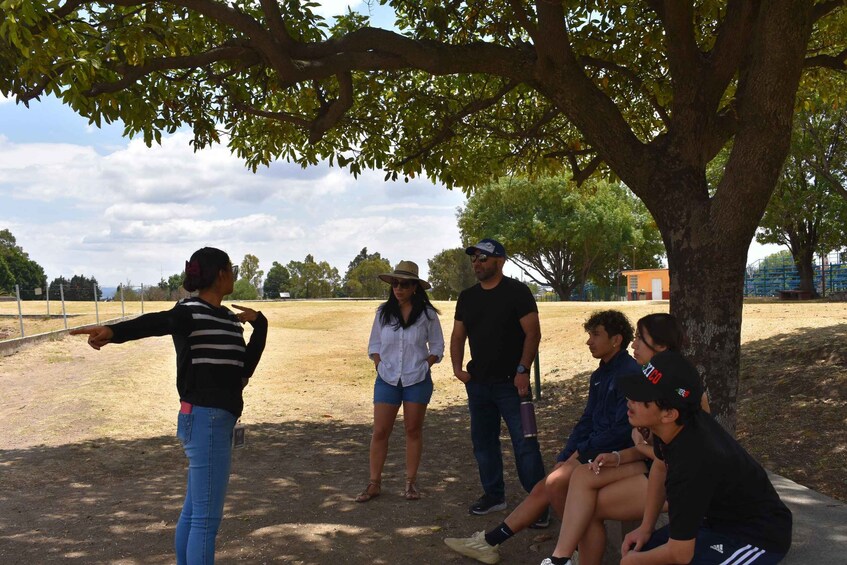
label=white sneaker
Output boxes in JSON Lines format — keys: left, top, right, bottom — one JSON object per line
{"left": 540, "top": 559, "right": 572, "bottom": 565}
{"left": 444, "top": 531, "right": 500, "bottom": 564}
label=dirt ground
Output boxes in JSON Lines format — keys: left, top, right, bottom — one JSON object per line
{"left": 0, "top": 300, "right": 845, "bottom": 564}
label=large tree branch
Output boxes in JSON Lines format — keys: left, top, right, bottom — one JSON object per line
{"left": 299, "top": 27, "right": 534, "bottom": 79}
{"left": 804, "top": 48, "right": 847, "bottom": 70}
{"left": 258, "top": 0, "right": 295, "bottom": 48}
{"left": 812, "top": 0, "right": 845, "bottom": 22}
{"left": 713, "top": 0, "right": 815, "bottom": 240}
{"left": 657, "top": 0, "right": 703, "bottom": 97}
{"left": 85, "top": 46, "right": 259, "bottom": 96}
{"left": 308, "top": 72, "right": 353, "bottom": 143}
{"left": 705, "top": 0, "right": 756, "bottom": 107}
{"left": 508, "top": 0, "right": 538, "bottom": 42}
{"left": 527, "top": 7, "right": 652, "bottom": 190}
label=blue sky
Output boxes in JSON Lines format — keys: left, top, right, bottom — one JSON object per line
{"left": 0, "top": 1, "right": 780, "bottom": 288}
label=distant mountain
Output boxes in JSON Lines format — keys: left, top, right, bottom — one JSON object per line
{"left": 100, "top": 287, "right": 118, "bottom": 300}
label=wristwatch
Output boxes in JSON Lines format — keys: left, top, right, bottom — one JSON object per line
{"left": 516, "top": 364, "right": 529, "bottom": 374}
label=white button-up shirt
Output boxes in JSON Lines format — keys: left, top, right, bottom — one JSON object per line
{"left": 367, "top": 306, "right": 445, "bottom": 386}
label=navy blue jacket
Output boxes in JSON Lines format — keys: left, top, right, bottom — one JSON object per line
{"left": 558, "top": 349, "right": 639, "bottom": 461}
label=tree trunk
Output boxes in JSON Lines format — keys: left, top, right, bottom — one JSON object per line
{"left": 666, "top": 235, "right": 747, "bottom": 433}
{"left": 793, "top": 245, "right": 819, "bottom": 297}
{"left": 553, "top": 281, "right": 575, "bottom": 301}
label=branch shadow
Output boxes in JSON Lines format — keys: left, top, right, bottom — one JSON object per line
{"left": 0, "top": 383, "right": 594, "bottom": 565}
{"left": 737, "top": 324, "right": 847, "bottom": 502}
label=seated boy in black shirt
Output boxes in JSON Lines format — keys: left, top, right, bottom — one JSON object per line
{"left": 617, "top": 351, "right": 792, "bottom": 565}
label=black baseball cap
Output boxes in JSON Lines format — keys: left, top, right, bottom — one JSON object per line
{"left": 465, "top": 238, "right": 507, "bottom": 258}
{"left": 619, "top": 350, "right": 702, "bottom": 408}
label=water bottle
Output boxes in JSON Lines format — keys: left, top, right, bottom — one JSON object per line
{"left": 520, "top": 398, "right": 538, "bottom": 438}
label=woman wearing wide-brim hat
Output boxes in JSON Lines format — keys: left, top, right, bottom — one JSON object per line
{"left": 358, "top": 260, "right": 444, "bottom": 502}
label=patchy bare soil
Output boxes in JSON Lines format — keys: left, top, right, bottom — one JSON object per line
{"left": 0, "top": 300, "right": 845, "bottom": 564}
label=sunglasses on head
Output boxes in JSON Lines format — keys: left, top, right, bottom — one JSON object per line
{"left": 470, "top": 253, "right": 490, "bottom": 263}
{"left": 391, "top": 279, "right": 416, "bottom": 289}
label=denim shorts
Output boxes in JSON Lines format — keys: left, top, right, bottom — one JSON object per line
{"left": 373, "top": 372, "right": 433, "bottom": 405}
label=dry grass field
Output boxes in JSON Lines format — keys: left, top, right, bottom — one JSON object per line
{"left": 0, "top": 299, "right": 845, "bottom": 564}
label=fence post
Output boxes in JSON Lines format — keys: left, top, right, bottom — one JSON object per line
{"left": 821, "top": 252, "right": 826, "bottom": 298}
{"left": 140, "top": 283, "right": 145, "bottom": 313}
{"left": 533, "top": 353, "right": 542, "bottom": 400}
{"left": 45, "top": 278, "right": 50, "bottom": 317}
{"left": 15, "top": 284, "right": 24, "bottom": 338}
{"left": 120, "top": 285, "right": 125, "bottom": 318}
{"left": 60, "top": 283, "right": 68, "bottom": 330}
{"left": 94, "top": 283, "right": 100, "bottom": 324}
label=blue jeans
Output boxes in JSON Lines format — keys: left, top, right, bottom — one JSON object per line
{"left": 465, "top": 380, "right": 546, "bottom": 500}
{"left": 175, "top": 406, "right": 237, "bottom": 565}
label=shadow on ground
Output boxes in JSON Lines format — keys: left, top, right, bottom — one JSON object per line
{"left": 3, "top": 336, "right": 843, "bottom": 565}
{"left": 738, "top": 324, "right": 847, "bottom": 502}
{"left": 0, "top": 377, "right": 592, "bottom": 565}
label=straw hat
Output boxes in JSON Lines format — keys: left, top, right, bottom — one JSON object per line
{"left": 378, "top": 260, "right": 431, "bottom": 290}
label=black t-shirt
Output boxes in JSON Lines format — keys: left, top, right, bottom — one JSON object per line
{"left": 454, "top": 277, "right": 538, "bottom": 382}
{"left": 654, "top": 411, "right": 792, "bottom": 553}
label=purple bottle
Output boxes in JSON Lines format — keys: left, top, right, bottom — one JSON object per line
{"left": 520, "top": 399, "right": 538, "bottom": 438}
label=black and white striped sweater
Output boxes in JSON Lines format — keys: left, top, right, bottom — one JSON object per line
{"left": 108, "top": 297, "right": 268, "bottom": 417}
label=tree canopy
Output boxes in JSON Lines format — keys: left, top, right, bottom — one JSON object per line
{"left": 229, "top": 278, "right": 260, "bottom": 300}
{"left": 4, "top": 1, "right": 847, "bottom": 426}
{"left": 757, "top": 103, "right": 847, "bottom": 295}
{"left": 286, "top": 254, "right": 340, "bottom": 298}
{"left": 342, "top": 248, "right": 391, "bottom": 298}
{"left": 239, "top": 253, "right": 264, "bottom": 294}
{"left": 0, "top": 229, "right": 46, "bottom": 299}
{"left": 263, "top": 260, "right": 291, "bottom": 298}
{"left": 427, "top": 247, "right": 476, "bottom": 301}
{"left": 48, "top": 274, "right": 102, "bottom": 301}
{"left": 458, "top": 175, "right": 664, "bottom": 300}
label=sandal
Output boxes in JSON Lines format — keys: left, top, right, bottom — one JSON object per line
{"left": 355, "top": 480, "right": 381, "bottom": 503}
{"left": 404, "top": 477, "right": 420, "bottom": 501}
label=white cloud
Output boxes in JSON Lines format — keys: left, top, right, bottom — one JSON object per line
{"left": 1, "top": 128, "right": 467, "bottom": 285}
{"left": 0, "top": 94, "right": 10, "bottom": 105}
{"left": 102, "top": 202, "right": 214, "bottom": 222}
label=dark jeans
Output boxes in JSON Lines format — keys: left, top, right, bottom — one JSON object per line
{"left": 465, "top": 379, "right": 546, "bottom": 500}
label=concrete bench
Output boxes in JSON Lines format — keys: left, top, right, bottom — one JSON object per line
{"left": 589, "top": 473, "right": 846, "bottom": 564}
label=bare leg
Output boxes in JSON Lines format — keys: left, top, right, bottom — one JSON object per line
{"left": 552, "top": 461, "right": 648, "bottom": 560}
{"left": 576, "top": 472, "right": 661, "bottom": 565}
{"left": 369, "top": 403, "right": 401, "bottom": 482}
{"left": 504, "top": 459, "right": 579, "bottom": 532}
{"left": 402, "top": 401, "right": 427, "bottom": 481}
{"left": 503, "top": 477, "right": 550, "bottom": 532}
{"left": 576, "top": 519, "right": 608, "bottom": 565}
{"left": 546, "top": 457, "right": 580, "bottom": 518}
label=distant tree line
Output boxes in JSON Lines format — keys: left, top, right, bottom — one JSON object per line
{"left": 0, "top": 229, "right": 45, "bottom": 299}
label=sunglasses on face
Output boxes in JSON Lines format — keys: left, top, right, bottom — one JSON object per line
{"left": 470, "top": 253, "right": 490, "bottom": 263}
{"left": 391, "top": 279, "right": 416, "bottom": 289}
{"left": 230, "top": 265, "right": 239, "bottom": 278}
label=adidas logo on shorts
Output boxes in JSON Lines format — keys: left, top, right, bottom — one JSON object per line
{"left": 710, "top": 544, "right": 724, "bottom": 554}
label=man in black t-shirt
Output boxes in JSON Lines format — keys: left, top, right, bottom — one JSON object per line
{"left": 450, "top": 238, "right": 546, "bottom": 517}
{"left": 618, "top": 351, "right": 792, "bottom": 565}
